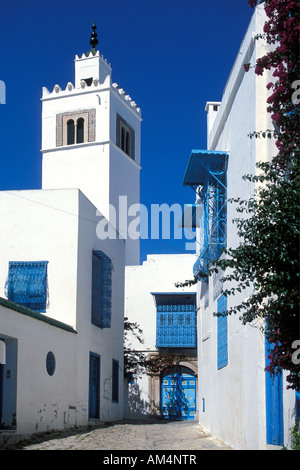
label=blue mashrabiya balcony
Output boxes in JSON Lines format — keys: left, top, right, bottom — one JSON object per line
{"left": 153, "top": 293, "right": 197, "bottom": 348}
{"left": 183, "top": 150, "right": 228, "bottom": 280}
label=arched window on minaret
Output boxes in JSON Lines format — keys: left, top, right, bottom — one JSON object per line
{"left": 121, "top": 127, "right": 125, "bottom": 152}
{"left": 67, "top": 119, "right": 75, "bottom": 145}
{"left": 116, "top": 114, "right": 135, "bottom": 160}
{"left": 125, "top": 131, "right": 130, "bottom": 156}
{"left": 77, "top": 118, "right": 84, "bottom": 144}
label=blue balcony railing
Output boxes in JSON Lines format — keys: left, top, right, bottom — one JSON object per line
{"left": 183, "top": 150, "right": 228, "bottom": 282}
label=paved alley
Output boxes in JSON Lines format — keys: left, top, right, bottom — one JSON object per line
{"left": 2, "top": 419, "right": 232, "bottom": 451}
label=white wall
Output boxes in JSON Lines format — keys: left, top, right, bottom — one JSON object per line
{"left": 0, "top": 188, "right": 126, "bottom": 431}
{"left": 0, "top": 189, "right": 79, "bottom": 328}
{"left": 75, "top": 190, "right": 125, "bottom": 422}
{"left": 41, "top": 53, "right": 142, "bottom": 267}
{"left": 196, "top": 5, "right": 296, "bottom": 450}
{"left": 1, "top": 303, "right": 78, "bottom": 435}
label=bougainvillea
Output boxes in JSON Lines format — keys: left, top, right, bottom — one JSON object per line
{"left": 242, "top": 0, "right": 300, "bottom": 390}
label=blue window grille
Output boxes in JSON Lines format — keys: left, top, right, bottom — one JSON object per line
{"left": 156, "top": 296, "right": 197, "bottom": 348}
{"left": 217, "top": 294, "right": 228, "bottom": 369}
{"left": 91, "top": 251, "right": 112, "bottom": 328}
{"left": 112, "top": 359, "right": 119, "bottom": 403}
{"left": 5, "top": 261, "right": 49, "bottom": 312}
{"left": 183, "top": 150, "right": 228, "bottom": 280}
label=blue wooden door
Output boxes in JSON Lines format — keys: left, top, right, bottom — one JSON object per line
{"left": 89, "top": 353, "right": 100, "bottom": 419}
{"left": 161, "top": 367, "right": 196, "bottom": 420}
{"left": 265, "top": 339, "right": 283, "bottom": 445}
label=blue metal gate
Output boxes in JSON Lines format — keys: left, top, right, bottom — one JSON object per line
{"left": 161, "top": 367, "right": 196, "bottom": 420}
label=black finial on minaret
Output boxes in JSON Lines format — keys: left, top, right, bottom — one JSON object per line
{"left": 90, "top": 23, "right": 98, "bottom": 49}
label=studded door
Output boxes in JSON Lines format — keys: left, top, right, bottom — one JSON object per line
{"left": 161, "top": 367, "right": 196, "bottom": 420}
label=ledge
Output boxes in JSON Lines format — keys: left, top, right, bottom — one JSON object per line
{"left": 0, "top": 297, "right": 77, "bottom": 334}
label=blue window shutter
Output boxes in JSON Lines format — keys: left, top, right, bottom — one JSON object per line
{"left": 112, "top": 359, "right": 119, "bottom": 403}
{"left": 91, "top": 251, "right": 112, "bottom": 328}
{"left": 5, "top": 261, "right": 48, "bottom": 312}
{"left": 217, "top": 295, "right": 228, "bottom": 369}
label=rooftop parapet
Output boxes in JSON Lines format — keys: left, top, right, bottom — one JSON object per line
{"left": 42, "top": 49, "right": 141, "bottom": 115}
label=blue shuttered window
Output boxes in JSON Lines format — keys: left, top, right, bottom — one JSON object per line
{"left": 5, "top": 261, "right": 49, "bottom": 312}
{"left": 91, "top": 251, "right": 112, "bottom": 328}
{"left": 217, "top": 294, "right": 228, "bottom": 369}
{"left": 112, "top": 359, "right": 119, "bottom": 403}
{"left": 156, "top": 297, "right": 196, "bottom": 348}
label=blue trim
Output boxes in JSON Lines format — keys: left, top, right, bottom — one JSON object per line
{"left": 151, "top": 292, "right": 196, "bottom": 298}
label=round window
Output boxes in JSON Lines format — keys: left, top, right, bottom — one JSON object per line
{"left": 46, "top": 351, "right": 56, "bottom": 376}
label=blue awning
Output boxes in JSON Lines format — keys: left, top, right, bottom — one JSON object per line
{"left": 183, "top": 150, "right": 228, "bottom": 187}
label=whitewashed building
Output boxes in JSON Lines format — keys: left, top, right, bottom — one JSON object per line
{"left": 124, "top": 254, "right": 198, "bottom": 420}
{"left": 181, "top": 4, "right": 298, "bottom": 449}
{"left": 0, "top": 26, "right": 141, "bottom": 439}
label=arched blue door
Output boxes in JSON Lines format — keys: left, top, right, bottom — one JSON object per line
{"left": 161, "top": 366, "right": 196, "bottom": 420}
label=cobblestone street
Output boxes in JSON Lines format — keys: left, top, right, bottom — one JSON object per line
{"left": 2, "top": 419, "right": 232, "bottom": 451}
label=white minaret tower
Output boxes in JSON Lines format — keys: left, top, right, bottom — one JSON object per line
{"left": 41, "top": 25, "right": 142, "bottom": 265}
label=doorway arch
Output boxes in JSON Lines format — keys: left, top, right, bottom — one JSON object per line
{"left": 161, "top": 366, "right": 196, "bottom": 420}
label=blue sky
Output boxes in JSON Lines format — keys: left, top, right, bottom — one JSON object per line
{"left": 0, "top": 0, "right": 254, "bottom": 263}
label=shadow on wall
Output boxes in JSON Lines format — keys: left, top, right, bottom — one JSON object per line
{"left": 126, "top": 380, "right": 150, "bottom": 419}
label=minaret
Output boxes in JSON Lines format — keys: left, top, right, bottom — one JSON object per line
{"left": 41, "top": 25, "right": 142, "bottom": 265}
